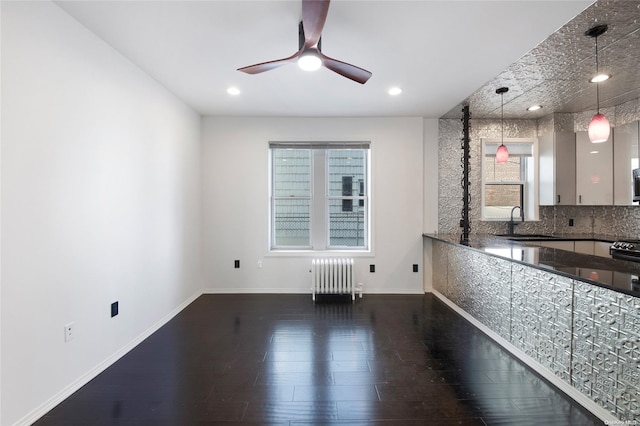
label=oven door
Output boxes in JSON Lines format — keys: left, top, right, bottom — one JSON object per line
{"left": 610, "top": 249, "right": 640, "bottom": 262}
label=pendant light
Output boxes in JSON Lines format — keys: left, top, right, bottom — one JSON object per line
{"left": 496, "top": 87, "right": 509, "bottom": 163}
{"left": 585, "top": 24, "right": 610, "bottom": 143}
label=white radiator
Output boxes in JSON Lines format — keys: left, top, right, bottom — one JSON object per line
{"left": 311, "top": 258, "right": 355, "bottom": 302}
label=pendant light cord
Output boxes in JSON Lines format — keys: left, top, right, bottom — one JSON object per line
{"left": 501, "top": 91, "right": 504, "bottom": 144}
{"left": 595, "top": 34, "right": 600, "bottom": 114}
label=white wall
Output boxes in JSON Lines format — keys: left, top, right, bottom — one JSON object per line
{"left": 202, "top": 116, "right": 424, "bottom": 294}
{"left": 423, "top": 118, "right": 439, "bottom": 292}
{"left": 1, "top": 2, "right": 202, "bottom": 425}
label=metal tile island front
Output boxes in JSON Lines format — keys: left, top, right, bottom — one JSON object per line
{"left": 426, "top": 234, "right": 640, "bottom": 423}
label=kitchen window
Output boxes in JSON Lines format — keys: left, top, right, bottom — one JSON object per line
{"left": 270, "top": 142, "right": 370, "bottom": 250}
{"left": 481, "top": 138, "right": 539, "bottom": 221}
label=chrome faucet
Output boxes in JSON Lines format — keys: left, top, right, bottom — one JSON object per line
{"left": 508, "top": 206, "right": 522, "bottom": 236}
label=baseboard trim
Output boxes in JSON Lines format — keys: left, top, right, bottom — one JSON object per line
{"left": 12, "top": 291, "right": 202, "bottom": 426}
{"left": 202, "top": 288, "right": 424, "bottom": 295}
{"left": 431, "top": 289, "right": 617, "bottom": 423}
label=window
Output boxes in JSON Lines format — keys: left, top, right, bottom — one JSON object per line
{"left": 270, "top": 142, "right": 370, "bottom": 250}
{"left": 481, "top": 138, "right": 538, "bottom": 221}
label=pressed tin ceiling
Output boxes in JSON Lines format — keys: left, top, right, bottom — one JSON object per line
{"left": 443, "top": 0, "right": 640, "bottom": 120}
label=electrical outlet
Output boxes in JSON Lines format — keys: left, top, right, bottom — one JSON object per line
{"left": 234, "top": 260, "right": 240, "bottom": 268}
{"left": 569, "top": 218, "right": 574, "bottom": 226}
{"left": 111, "top": 301, "right": 119, "bottom": 317}
{"left": 257, "top": 259, "right": 263, "bottom": 268}
{"left": 64, "top": 322, "right": 75, "bottom": 342}
{"left": 370, "top": 264, "right": 375, "bottom": 273}
{"left": 413, "top": 264, "right": 419, "bottom": 272}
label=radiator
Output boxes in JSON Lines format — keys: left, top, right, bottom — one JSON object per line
{"left": 311, "top": 258, "right": 355, "bottom": 302}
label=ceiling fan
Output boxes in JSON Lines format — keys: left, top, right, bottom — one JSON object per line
{"left": 237, "top": 0, "right": 372, "bottom": 84}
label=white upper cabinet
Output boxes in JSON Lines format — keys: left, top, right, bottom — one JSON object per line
{"left": 576, "top": 130, "right": 613, "bottom": 205}
{"left": 539, "top": 131, "right": 576, "bottom": 205}
{"left": 613, "top": 121, "right": 640, "bottom": 205}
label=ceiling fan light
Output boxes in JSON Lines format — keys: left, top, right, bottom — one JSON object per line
{"left": 298, "top": 53, "right": 322, "bottom": 71}
{"left": 590, "top": 73, "right": 610, "bottom": 83}
{"left": 588, "top": 113, "right": 610, "bottom": 143}
{"left": 496, "top": 144, "right": 509, "bottom": 163}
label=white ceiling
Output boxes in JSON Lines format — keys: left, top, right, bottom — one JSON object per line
{"left": 55, "top": 0, "right": 593, "bottom": 118}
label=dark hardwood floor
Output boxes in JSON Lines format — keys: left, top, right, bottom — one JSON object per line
{"left": 34, "top": 294, "right": 604, "bottom": 425}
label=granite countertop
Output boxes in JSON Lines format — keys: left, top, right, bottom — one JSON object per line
{"left": 423, "top": 233, "right": 640, "bottom": 297}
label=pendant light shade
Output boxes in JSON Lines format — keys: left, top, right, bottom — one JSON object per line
{"left": 496, "top": 87, "right": 509, "bottom": 163}
{"left": 588, "top": 113, "right": 610, "bottom": 143}
{"left": 496, "top": 144, "right": 509, "bottom": 163}
{"left": 585, "top": 24, "right": 610, "bottom": 143}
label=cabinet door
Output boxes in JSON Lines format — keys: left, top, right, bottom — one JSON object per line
{"left": 578, "top": 268, "right": 613, "bottom": 283}
{"left": 539, "top": 132, "right": 575, "bottom": 205}
{"left": 576, "top": 130, "right": 613, "bottom": 205}
{"left": 538, "top": 240, "right": 574, "bottom": 251}
{"left": 555, "top": 132, "right": 576, "bottom": 205}
{"left": 539, "top": 132, "right": 555, "bottom": 206}
{"left": 574, "top": 240, "right": 594, "bottom": 255}
{"left": 613, "top": 121, "right": 639, "bottom": 205}
{"left": 594, "top": 241, "right": 612, "bottom": 258}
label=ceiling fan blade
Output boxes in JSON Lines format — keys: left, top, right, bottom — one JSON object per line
{"left": 318, "top": 51, "right": 372, "bottom": 84}
{"left": 302, "top": 0, "right": 330, "bottom": 48}
{"left": 237, "top": 49, "right": 302, "bottom": 74}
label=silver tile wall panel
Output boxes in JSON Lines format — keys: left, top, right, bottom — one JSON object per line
{"left": 572, "top": 283, "right": 640, "bottom": 420}
{"left": 432, "top": 240, "right": 448, "bottom": 294}
{"left": 592, "top": 206, "right": 640, "bottom": 237}
{"left": 554, "top": 113, "right": 575, "bottom": 134}
{"left": 511, "top": 264, "right": 573, "bottom": 382}
{"left": 537, "top": 113, "right": 574, "bottom": 136}
{"left": 536, "top": 114, "right": 555, "bottom": 137}
{"left": 615, "top": 98, "right": 640, "bottom": 127}
{"left": 438, "top": 119, "right": 464, "bottom": 236}
{"left": 447, "top": 245, "right": 471, "bottom": 308}
{"left": 432, "top": 240, "right": 640, "bottom": 420}
{"left": 475, "top": 253, "right": 512, "bottom": 341}
{"left": 552, "top": 205, "right": 595, "bottom": 235}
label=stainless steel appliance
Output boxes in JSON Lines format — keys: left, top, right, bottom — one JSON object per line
{"left": 610, "top": 241, "right": 640, "bottom": 262}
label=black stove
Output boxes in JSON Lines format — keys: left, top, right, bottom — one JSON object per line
{"left": 610, "top": 240, "right": 640, "bottom": 262}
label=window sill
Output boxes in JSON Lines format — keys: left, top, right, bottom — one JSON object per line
{"left": 266, "top": 249, "right": 374, "bottom": 258}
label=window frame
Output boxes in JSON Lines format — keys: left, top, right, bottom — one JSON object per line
{"left": 269, "top": 142, "right": 371, "bottom": 252}
{"left": 480, "top": 137, "right": 539, "bottom": 221}
{"left": 325, "top": 148, "right": 369, "bottom": 249}
{"left": 270, "top": 148, "right": 313, "bottom": 250}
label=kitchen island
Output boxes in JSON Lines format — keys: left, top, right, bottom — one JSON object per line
{"left": 424, "top": 233, "right": 639, "bottom": 423}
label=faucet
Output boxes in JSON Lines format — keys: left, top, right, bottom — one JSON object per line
{"left": 508, "top": 206, "right": 522, "bottom": 236}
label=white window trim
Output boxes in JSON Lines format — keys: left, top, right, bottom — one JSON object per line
{"left": 481, "top": 137, "right": 539, "bottom": 221}
{"left": 268, "top": 141, "right": 372, "bottom": 253}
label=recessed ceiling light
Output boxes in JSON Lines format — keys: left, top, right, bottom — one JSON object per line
{"left": 590, "top": 73, "right": 610, "bottom": 83}
{"left": 527, "top": 105, "right": 542, "bottom": 111}
{"left": 388, "top": 87, "right": 402, "bottom": 96}
{"left": 227, "top": 86, "right": 241, "bottom": 96}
